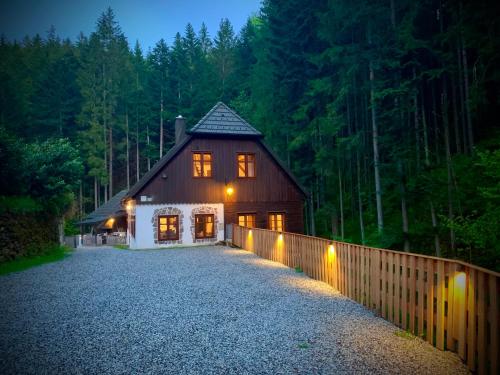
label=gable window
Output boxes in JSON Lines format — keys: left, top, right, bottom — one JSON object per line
{"left": 237, "top": 153, "right": 255, "bottom": 178}
{"left": 195, "top": 214, "right": 215, "bottom": 239}
{"left": 158, "top": 215, "right": 179, "bottom": 241}
{"left": 193, "top": 152, "right": 212, "bottom": 178}
{"left": 268, "top": 212, "right": 285, "bottom": 232}
{"left": 238, "top": 213, "right": 256, "bottom": 228}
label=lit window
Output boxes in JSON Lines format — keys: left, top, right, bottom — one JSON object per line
{"left": 193, "top": 152, "right": 212, "bottom": 178}
{"left": 238, "top": 214, "right": 256, "bottom": 228}
{"left": 158, "top": 215, "right": 179, "bottom": 241}
{"left": 237, "top": 153, "right": 255, "bottom": 178}
{"left": 268, "top": 213, "right": 285, "bottom": 232}
{"left": 195, "top": 214, "right": 215, "bottom": 239}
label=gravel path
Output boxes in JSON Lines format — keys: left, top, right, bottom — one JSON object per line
{"left": 0, "top": 246, "right": 468, "bottom": 374}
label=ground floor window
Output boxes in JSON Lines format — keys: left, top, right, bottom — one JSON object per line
{"left": 238, "top": 213, "right": 256, "bottom": 228}
{"left": 268, "top": 212, "right": 285, "bottom": 232}
{"left": 195, "top": 214, "right": 215, "bottom": 239}
{"left": 158, "top": 215, "right": 179, "bottom": 241}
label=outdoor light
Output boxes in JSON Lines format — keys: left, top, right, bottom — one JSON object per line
{"left": 226, "top": 186, "right": 234, "bottom": 196}
{"left": 278, "top": 233, "right": 283, "bottom": 242}
{"left": 328, "top": 244, "right": 335, "bottom": 255}
{"left": 454, "top": 270, "right": 466, "bottom": 290}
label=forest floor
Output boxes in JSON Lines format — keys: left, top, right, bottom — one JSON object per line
{"left": 0, "top": 246, "right": 468, "bottom": 374}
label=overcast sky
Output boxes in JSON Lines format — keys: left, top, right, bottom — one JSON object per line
{"left": 0, "top": 0, "right": 262, "bottom": 51}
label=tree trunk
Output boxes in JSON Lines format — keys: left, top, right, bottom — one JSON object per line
{"left": 422, "top": 103, "right": 430, "bottom": 167}
{"left": 147, "top": 124, "right": 151, "bottom": 171}
{"left": 460, "top": 1, "right": 473, "bottom": 152}
{"left": 398, "top": 160, "right": 410, "bottom": 251}
{"left": 58, "top": 218, "right": 64, "bottom": 246}
{"left": 431, "top": 83, "right": 440, "bottom": 165}
{"left": 103, "top": 63, "right": 108, "bottom": 203}
{"left": 94, "top": 176, "right": 98, "bottom": 210}
{"left": 309, "top": 192, "right": 316, "bottom": 236}
{"left": 430, "top": 201, "right": 441, "bottom": 257}
{"left": 109, "top": 122, "right": 113, "bottom": 197}
{"left": 451, "top": 77, "right": 462, "bottom": 153}
{"left": 126, "top": 111, "right": 130, "bottom": 190}
{"left": 136, "top": 107, "right": 140, "bottom": 183}
{"left": 413, "top": 68, "right": 420, "bottom": 170}
{"left": 369, "top": 61, "right": 384, "bottom": 233}
{"left": 160, "top": 89, "right": 164, "bottom": 158}
{"left": 357, "top": 151, "right": 365, "bottom": 244}
{"left": 338, "top": 161, "right": 344, "bottom": 240}
{"left": 442, "top": 86, "right": 456, "bottom": 254}
{"left": 456, "top": 38, "right": 468, "bottom": 153}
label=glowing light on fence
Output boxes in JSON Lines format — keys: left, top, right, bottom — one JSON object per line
{"left": 328, "top": 244, "right": 336, "bottom": 261}
{"left": 328, "top": 244, "right": 335, "bottom": 255}
{"left": 226, "top": 186, "right": 234, "bottom": 196}
{"left": 455, "top": 271, "right": 466, "bottom": 290}
{"left": 278, "top": 233, "right": 283, "bottom": 242}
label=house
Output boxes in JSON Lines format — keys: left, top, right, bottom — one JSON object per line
{"left": 123, "top": 102, "right": 307, "bottom": 249}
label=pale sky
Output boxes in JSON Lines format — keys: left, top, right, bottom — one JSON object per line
{"left": 0, "top": 0, "right": 262, "bottom": 50}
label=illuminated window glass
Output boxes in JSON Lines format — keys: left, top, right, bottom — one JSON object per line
{"left": 193, "top": 152, "right": 212, "bottom": 178}
{"left": 268, "top": 213, "right": 285, "bottom": 232}
{"left": 195, "top": 214, "right": 215, "bottom": 239}
{"left": 237, "top": 153, "right": 255, "bottom": 178}
{"left": 158, "top": 215, "right": 179, "bottom": 240}
{"left": 238, "top": 214, "right": 256, "bottom": 228}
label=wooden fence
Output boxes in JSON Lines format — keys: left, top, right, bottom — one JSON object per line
{"left": 232, "top": 224, "right": 499, "bottom": 374}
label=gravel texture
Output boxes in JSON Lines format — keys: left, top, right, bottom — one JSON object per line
{"left": 0, "top": 246, "right": 468, "bottom": 374}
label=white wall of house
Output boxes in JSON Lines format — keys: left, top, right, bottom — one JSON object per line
{"left": 129, "top": 203, "right": 224, "bottom": 249}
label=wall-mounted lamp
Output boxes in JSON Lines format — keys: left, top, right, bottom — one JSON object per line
{"left": 328, "top": 244, "right": 335, "bottom": 255}
{"left": 226, "top": 185, "right": 234, "bottom": 196}
{"left": 161, "top": 173, "right": 167, "bottom": 179}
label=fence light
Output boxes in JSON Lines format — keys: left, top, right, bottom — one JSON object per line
{"left": 328, "top": 244, "right": 335, "bottom": 255}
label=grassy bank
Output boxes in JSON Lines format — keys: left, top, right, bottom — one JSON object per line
{"left": 0, "top": 244, "right": 72, "bottom": 276}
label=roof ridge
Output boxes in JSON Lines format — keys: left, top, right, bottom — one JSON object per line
{"left": 188, "top": 102, "right": 262, "bottom": 136}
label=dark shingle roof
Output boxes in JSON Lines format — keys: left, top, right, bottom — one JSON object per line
{"left": 188, "top": 102, "right": 262, "bottom": 137}
{"left": 77, "top": 190, "right": 127, "bottom": 224}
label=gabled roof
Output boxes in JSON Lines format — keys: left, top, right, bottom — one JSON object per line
{"left": 77, "top": 190, "right": 127, "bottom": 224}
{"left": 188, "top": 102, "right": 263, "bottom": 137}
{"left": 124, "top": 103, "right": 308, "bottom": 200}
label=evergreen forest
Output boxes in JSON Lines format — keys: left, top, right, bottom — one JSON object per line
{"left": 1, "top": 0, "right": 499, "bottom": 270}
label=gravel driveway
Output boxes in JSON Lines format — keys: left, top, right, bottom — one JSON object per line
{"left": 0, "top": 246, "right": 468, "bottom": 374}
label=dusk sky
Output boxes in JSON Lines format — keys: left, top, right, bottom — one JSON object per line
{"left": 0, "top": 0, "right": 262, "bottom": 50}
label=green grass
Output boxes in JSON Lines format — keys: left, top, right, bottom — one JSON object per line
{"left": 0, "top": 245, "right": 72, "bottom": 276}
{"left": 113, "top": 244, "right": 129, "bottom": 250}
{"left": 394, "top": 330, "right": 417, "bottom": 340}
{"left": 297, "top": 342, "right": 310, "bottom": 349}
{"left": 295, "top": 266, "right": 303, "bottom": 273}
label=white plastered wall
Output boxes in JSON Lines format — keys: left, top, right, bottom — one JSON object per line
{"left": 129, "top": 203, "right": 224, "bottom": 249}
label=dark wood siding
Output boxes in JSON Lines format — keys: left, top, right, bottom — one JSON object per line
{"left": 225, "top": 201, "right": 304, "bottom": 234}
{"left": 137, "top": 138, "right": 304, "bottom": 203}
{"left": 135, "top": 137, "right": 305, "bottom": 233}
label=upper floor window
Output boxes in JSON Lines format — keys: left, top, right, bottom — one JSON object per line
{"left": 193, "top": 152, "right": 212, "bottom": 178}
{"left": 268, "top": 212, "right": 285, "bottom": 232}
{"left": 238, "top": 213, "right": 256, "bottom": 228}
{"left": 238, "top": 153, "right": 255, "bottom": 178}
